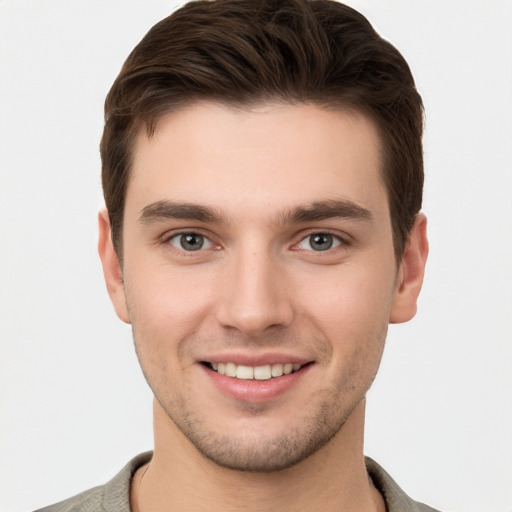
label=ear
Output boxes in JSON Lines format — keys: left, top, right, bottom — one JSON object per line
{"left": 97, "top": 209, "right": 131, "bottom": 324}
{"left": 390, "top": 214, "right": 429, "bottom": 324}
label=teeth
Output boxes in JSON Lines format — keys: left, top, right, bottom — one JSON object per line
{"left": 225, "top": 362, "right": 237, "bottom": 377}
{"left": 271, "top": 363, "right": 283, "bottom": 377}
{"left": 236, "top": 365, "right": 254, "bottom": 379}
{"left": 253, "top": 365, "right": 271, "bottom": 380}
{"left": 211, "top": 362, "right": 303, "bottom": 380}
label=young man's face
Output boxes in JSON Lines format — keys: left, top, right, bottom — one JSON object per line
{"left": 100, "top": 102, "right": 426, "bottom": 471}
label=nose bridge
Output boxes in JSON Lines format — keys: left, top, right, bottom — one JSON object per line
{"left": 216, "top": 240, "right": 293, "bottom": 336}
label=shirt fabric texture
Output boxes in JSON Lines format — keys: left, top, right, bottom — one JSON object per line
{"left": 34, "top": 452, "right": 441, "bottom": 512}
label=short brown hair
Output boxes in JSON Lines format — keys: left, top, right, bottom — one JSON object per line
{"left": 101, "top": 0, "right": 424, "bottom": 259}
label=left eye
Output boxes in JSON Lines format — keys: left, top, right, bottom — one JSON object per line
{"left": 296, "top": 233, "right": 342, "bottom": 252}
{"left": 168, "top": 233, "right": 213, "bottom": 251}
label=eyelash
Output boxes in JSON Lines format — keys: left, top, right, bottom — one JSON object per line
{"left": 164, "top": 230, "right": 348, "bottom": 254}
{"left": 166, "top": 232, "right": 217, "bottom": 253}
{"left": 293, "top": 231, "right": 346, "bottom": 252}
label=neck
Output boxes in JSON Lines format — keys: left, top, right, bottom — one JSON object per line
{"left": 131, "top": 398, "right": 384, "bottom": 512}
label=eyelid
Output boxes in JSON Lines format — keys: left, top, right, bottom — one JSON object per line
{"left": 160, "top": 228, "right": 351, "bottom": 253}
{"left": 292, "top": 230, "right": 350, "bottom": 251}
{"left": 169, "top": 233, "right": 212, "bottom": 250}
{"left": 163, "top": 229, "right": 220, "bottom": 253}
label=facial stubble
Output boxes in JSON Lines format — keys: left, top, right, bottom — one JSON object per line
{"left": 133, "top": 327, "right": 387, "bottom": 473}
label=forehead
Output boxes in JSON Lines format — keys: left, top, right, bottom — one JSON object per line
{"left": 127, "top": 101, "right": 387, "bottom": 221}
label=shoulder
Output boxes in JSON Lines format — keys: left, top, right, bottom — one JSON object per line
{"left": 365, "top": 456, "right": 442, "bottom": 512}
{"left": 32, "top": 452, "right": 153, "bottom": 512}
{"left": 33, "top": 486, "right": 104, "bottom": 512}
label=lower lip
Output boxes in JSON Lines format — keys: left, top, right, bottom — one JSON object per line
{"left": 202, "top": 364, "right": 312, "bottom": 403}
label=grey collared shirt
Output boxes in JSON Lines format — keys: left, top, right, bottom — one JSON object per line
{"left": 34, "top": 452, "right": 441, "bottom": 512}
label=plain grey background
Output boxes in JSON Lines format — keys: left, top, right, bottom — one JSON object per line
{"left": 1, "top": 1, "right": 511, "bottom": 511}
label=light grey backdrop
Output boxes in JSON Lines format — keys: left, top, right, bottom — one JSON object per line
{"left": 1, "top": 1, "right": 511, "bottom": 511}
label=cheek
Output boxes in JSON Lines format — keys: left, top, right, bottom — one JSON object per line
{"left": 304, "top": 261, "right": 395, "bottom": 311}
{"left": 122, "top": 264, "right": 218, "bottom": 384}
{"left": 297, "top": 261, "right": 396, "bottom": 351}
{"left": 124, "top": 263, "right": 215, "bottom": 332}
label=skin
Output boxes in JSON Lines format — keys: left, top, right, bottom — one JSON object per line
{"left": 99, "top": 101, "right": 428, "bottom": 512}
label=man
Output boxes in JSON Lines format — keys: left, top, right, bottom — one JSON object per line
{"left": 37, "top": 0, "right": 433, "bottom": 510}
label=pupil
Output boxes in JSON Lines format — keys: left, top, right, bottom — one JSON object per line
{"left": 311, "top": 234, "right": 332, "bottom": 251}
{"left": 181, "top": 234, "right": 203, "bottom": 251}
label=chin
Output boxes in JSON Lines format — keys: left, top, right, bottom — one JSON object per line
{"left": 161, "top": 392, "right": 359, "bottom": 473}
{"left": 190, "top": 429, "right": 336, "bottom": 472}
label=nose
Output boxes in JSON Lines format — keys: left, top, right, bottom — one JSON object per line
{"left": 215, "top": 246, "right": 294, "bottom": 338}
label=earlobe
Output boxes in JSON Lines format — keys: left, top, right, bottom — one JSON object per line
{"left": 390, "top": 214, "right": 429, "bottom": 324}
{"left": 97, "top": 209, "right": 131, "bottom": 324}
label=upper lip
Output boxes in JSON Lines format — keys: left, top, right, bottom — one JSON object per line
{"left": 199, "top": 353, "right": 313, "bottom": 367}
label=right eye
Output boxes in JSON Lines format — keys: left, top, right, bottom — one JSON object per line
{"left": 167, "top": 233, "right": 213, "bottom": 252}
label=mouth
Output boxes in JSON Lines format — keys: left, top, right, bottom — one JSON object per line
{"left": 202, "top": 361, "right": 309, "bottom": 380}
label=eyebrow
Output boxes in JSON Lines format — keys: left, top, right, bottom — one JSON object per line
{"left": 278, "top": 199, "right": 373, "bottom": 225}
{"left": 139, "top": 200, "right": 226, "bottom": 224}
{"left": 138, "top": 198, "right": 372, "bottom": 226}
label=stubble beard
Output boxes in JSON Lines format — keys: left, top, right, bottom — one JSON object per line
{"left": 146, "top": 355, "right": 380, "bottom": 473}
{"left": 157, "top": 389, "right": 357, "bottom": 472}
{"left": 133, "top": 325, "right": 387, "bottom": 473}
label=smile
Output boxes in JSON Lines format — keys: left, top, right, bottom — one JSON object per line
{"left": 205, "top": 362, "right": 303, "bottom": 380}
